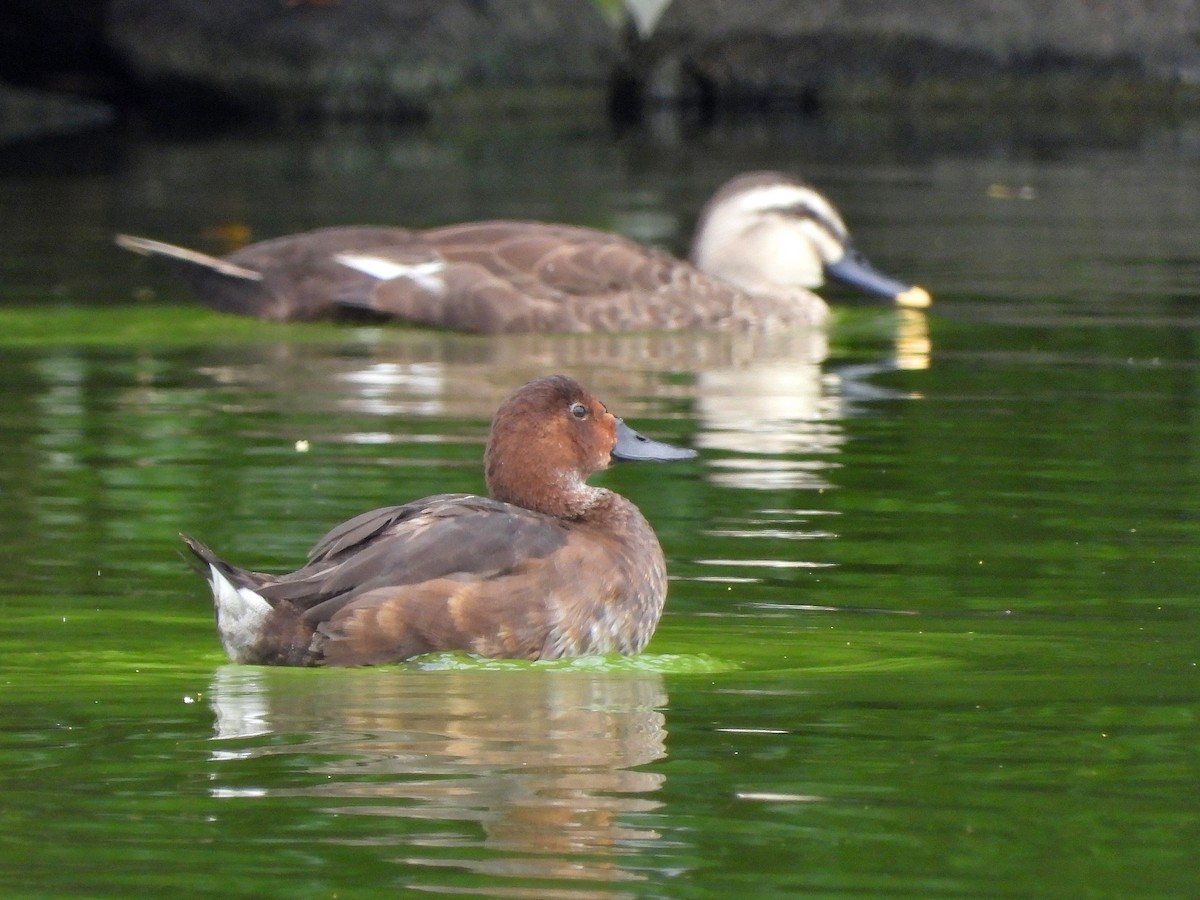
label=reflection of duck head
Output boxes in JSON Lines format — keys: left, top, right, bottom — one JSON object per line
{"left": 691, "top": 309, "right": 931, "bottom": 490}
{"left": 208, "top": 664, "right": 668, "bottom": 886}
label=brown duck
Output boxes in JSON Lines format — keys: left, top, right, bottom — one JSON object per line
{"left": 118, "top": 171, "right": 930, "bottom": 333}
{"left": 183, "top": 374, "right": 696, "bottom": 667}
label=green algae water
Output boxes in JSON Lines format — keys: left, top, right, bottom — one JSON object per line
{"left": 0, "top": 112, "right": 1198, "bottom": 898}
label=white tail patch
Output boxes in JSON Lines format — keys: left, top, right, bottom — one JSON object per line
{"left": 208, "top": 564, "right": 272, "bottom": 664}
{"left": 334, "top": 253, "right": 446, "bottom": 293}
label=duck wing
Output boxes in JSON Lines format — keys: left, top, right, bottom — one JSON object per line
{"left": 276, "top": 493, "right": 581, "bottom": 665}
{"left": 333, "top": 220, "right": 771, "bottom": 332}
{"left": 223, "top": 226, "right": 431, "bottom": 320}
{"left": 255, "top": 494, "right": 569, "bottom": 616}
{"left": 426, "top": 221, "right": 668, "bottom": 295}
{"left": 182, "top": 493, "right": 577, "bottom": 666}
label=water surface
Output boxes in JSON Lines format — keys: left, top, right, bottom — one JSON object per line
{"left": 0, "top": 110, "right": 1198, "bottom": 898}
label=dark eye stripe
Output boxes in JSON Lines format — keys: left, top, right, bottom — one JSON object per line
{"left": 779, "top": 202, "right": 847, "bottom": 243}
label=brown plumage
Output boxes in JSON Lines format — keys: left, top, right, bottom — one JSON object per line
{"left": 182, "top": 375, "right": 696, "bottom": 667}
{"left": 117, "top": 172, "right": 929, "bottom": 334}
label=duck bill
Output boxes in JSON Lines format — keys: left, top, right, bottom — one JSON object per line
{"left": 611, "top": 419, "right": 697, "bottom": 462}
{"left": 824, "top": 245, "right": 932, "bottom": 309}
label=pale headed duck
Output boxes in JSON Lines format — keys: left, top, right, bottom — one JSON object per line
{"left": 118, "top": 171, "right": 929, "bottom": 333}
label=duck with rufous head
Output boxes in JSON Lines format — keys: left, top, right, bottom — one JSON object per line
{"left": 183, "top": 375, "right": 696, "bottom": 666}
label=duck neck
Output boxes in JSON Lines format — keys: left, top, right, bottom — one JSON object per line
{"left": 490, "top": 468, "right": 610, "bottom": 520}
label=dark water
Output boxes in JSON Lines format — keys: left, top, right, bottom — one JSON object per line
{"left": 1, "top": 109, "right": 1198, "bottom": 898}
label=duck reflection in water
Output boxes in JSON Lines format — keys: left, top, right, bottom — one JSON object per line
{"left": 182, "top": 304, "right": 928, "bottom": 497}
{"left": 209, "top": 665, "right": 668, "bottom": 889}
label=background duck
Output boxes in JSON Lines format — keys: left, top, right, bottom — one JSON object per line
{"left": 117, "top": 171, "right": 930, "bottom": 333}
{"left": 182, "top": 374, "right": 696, "bottom": 667}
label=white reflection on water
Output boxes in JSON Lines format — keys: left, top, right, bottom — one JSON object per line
{"left": 694, "top": 310, "right": 928, "bottom": 489}
{"left": 178, "top": 312, "right": 927, "bottom": 494}
{"left": 20, "top": 314, "right": 925, "bottom": 599}
{"left": 689, "top": 506, "right": 842, "bottom": 583}
{"left": 208, "top": 664, "right": 669, "bottom": 895}
{"left": 335, "top": 360, "right": 445, "bottom": 417}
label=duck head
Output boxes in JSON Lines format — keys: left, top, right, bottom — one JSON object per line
{"left": 484, "top": 375, "right": 695, "bottom": 519}
{"left": 691, "top": 171, "right": 931, "bottom": 309}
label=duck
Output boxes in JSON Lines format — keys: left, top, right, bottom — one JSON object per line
{"left": 117, "top": 171, "right": 930, "bottom": 334}
{"left": 182, "top": 374, "right": 696, "bottom": 667}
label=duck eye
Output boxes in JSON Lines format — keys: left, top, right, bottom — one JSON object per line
{"left": 570, "top": 402, "right": 587, "bottom": 419}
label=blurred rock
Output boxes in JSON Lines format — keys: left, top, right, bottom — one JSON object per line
{"left": 2, "top": 0, "right": 1199, "bottom": 126}
{"left": 0, "top": 83, "right": 114, "bottom": 143}
{"left": 105, "top": 0, "right": 616, "bottom": 119}
{"left": 0, "top": 1, "right": 119, "bottom": 93}
{"left": 614, "top": 0, "right": 1200, "bottom": 115}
